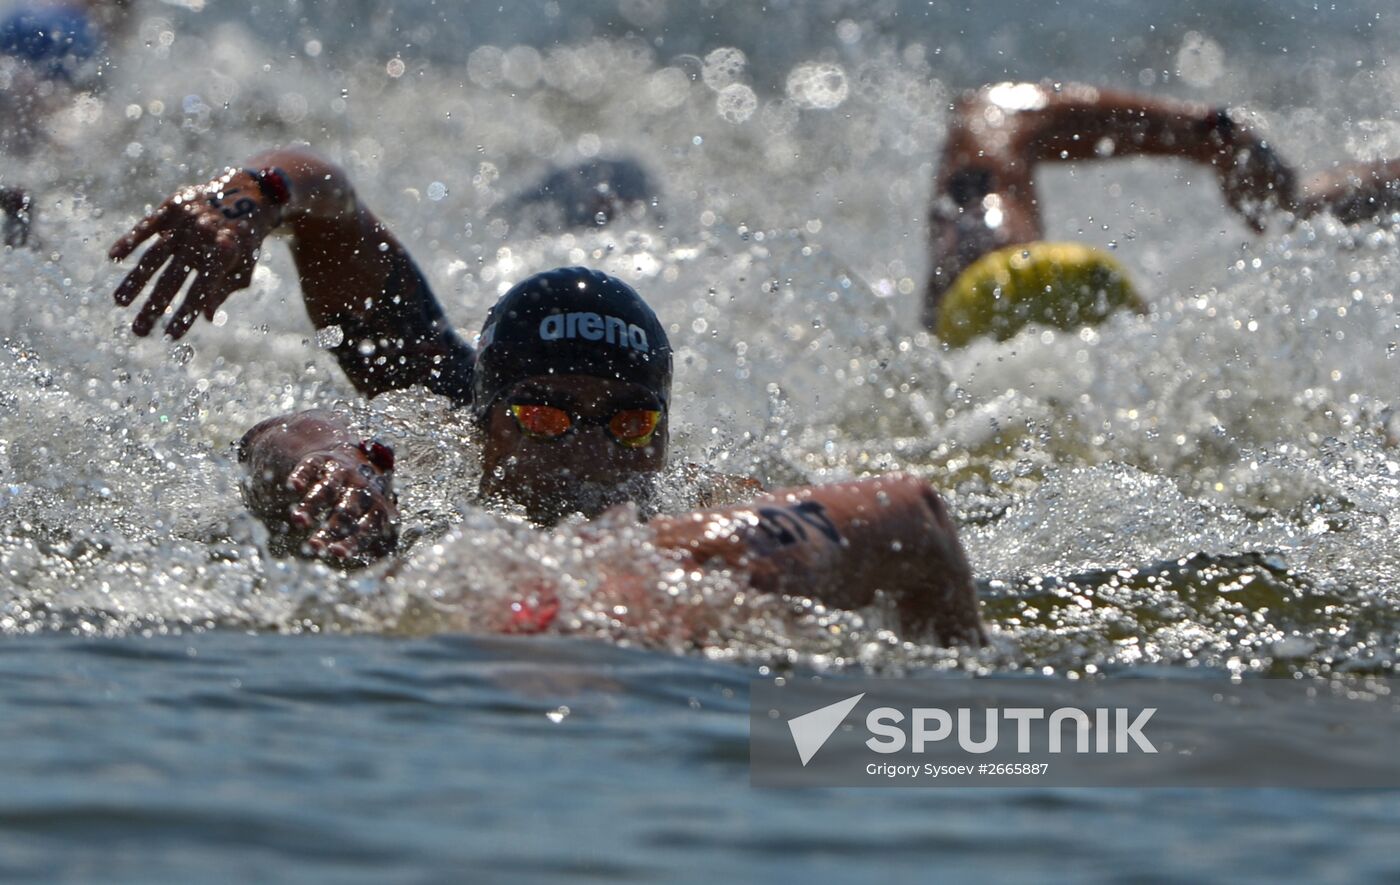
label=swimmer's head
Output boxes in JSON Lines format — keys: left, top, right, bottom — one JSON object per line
{"left": 935, "top": 242, "right": 1144, "bottom": 347}
{"left": 472, "top": 267, "right": 672, "bottom": 523}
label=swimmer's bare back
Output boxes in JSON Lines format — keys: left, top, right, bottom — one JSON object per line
{"left": 650, "top": 475, "right": 986, "bottom": 646}
{"left": 927, "top": 81, "right": 1400, "bottom": 329}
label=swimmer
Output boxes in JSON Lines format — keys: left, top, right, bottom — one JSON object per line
{"left": 107, "top": 148, "right": 985, "bottom": 645}
{"left": 927, "top": 81, "right": 1400, "bottom": 345}
{"left": 508, "top": 156, "right": 658, "bottom": 230}
{"left": 1, "top": 1, "right": 135, "bottom": 243}
{"left": 0, "top": 0, "right": 133, "bottom": 150}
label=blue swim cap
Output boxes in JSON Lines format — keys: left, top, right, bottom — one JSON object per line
{"left": 471, "top": 267, "right": 672, "bottom": 420}
{"left": 0, "top": 3, "right": 100, "bottom": 82}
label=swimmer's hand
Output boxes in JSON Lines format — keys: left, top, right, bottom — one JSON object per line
{"left": 1, "top": 187, "right": 32, "bottom": 248}
{"left": 284, "top": 443, "right": 399, "bottom": 562}
{"left": 239, "top": 411, "right": 399, "bottom": 564}
{"left": 1210, "top": 115, "right": 1297, "bottom": 232}
{"left": 109, "top": 168, "right": 280, "bottom": 339}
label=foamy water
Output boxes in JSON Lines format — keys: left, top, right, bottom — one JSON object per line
{"left": 4, "top": 2, "right": 1400, "bottom": 881}
{"left": 3, "top": 0, "right": 1400, "bottom": 679}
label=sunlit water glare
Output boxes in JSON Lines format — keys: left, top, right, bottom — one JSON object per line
{"left": 3, "top": 2, "right": 1400, "bottom": 879}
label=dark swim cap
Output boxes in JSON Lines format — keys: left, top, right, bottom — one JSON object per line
{"left": 0, "top": 5, "right": 100, "bottom": 82}
{"left": 471, "top": 267, "right": 672, "bottom": 420}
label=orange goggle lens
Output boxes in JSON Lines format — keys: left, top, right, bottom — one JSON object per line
{"left": 509, "top": 404, "right": 661, "bottom": 448}
{"left": 510, "top": 404, "right": 573, "bottom": 439}
{"left": 607, "top": 409, "right": 661, "bottom": 448}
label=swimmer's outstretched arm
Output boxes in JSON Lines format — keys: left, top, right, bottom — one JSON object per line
{"left": 927, "top": 81, "right": 1294, "bottom": 319}
{"left": 948, "top": 82, "right": 1295, "bottom": 225}
{"left": 237, "top": 409, "right": 398, "bottom": 563}
{"left": 650, "top": 475, "right": 985, "bottom": 646}
{"left": 109, "top": 146, "right": 475, "bottom": 403}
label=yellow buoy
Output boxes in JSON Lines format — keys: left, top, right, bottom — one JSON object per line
{"left": 936, "top": 242, "right": 1144, "bottom": 347}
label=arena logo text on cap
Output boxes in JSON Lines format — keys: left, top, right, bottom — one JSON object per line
{"left": 538, "top": 312, "right": 650, "bottom": 353}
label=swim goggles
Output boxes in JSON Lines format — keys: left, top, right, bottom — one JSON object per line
{"left": 508, "top": 402, "right": 662, "bottom": 448}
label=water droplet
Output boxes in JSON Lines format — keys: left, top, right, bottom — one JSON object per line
{"left": 702, "top": 47, "right": 747, "bottom": 91}
{"left": 315, "top": 325, "right": 345, "bottom": 349}
{"left": 716, "top": 83, "right": 758, "bottom": 124}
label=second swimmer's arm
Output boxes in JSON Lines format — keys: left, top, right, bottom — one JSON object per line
{"left": 998, "top": 84, "right": 1246, "bottom": 164}
{"left": 1297, "top": 159, "right": 1400, "bottom": 223}
{"left": 946, "top": 82, "right": 1296, "bottom": 229}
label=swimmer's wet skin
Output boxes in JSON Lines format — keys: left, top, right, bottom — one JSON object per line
{"left": 925, "top": 81, "right": 1400, "bottom": 345}
{"left": 108, "top": 148, "right": 984, "bottom": 646}
{"left": 650, "top": 475, "right": 986, "bottom": 647}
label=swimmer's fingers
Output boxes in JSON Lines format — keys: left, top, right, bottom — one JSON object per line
{"left": 306, "top": 496, "right": 361, "bottom": 553}
{"left": 1237, "top": 201, "right": 1268, "bottom": 234}
{"left": 164, "top": 272, "right": 220, "bottom": 339}
{"left": 108, "top": 202, "right": 176, "bottom": 263}
{"left": 289, "top": 460, "right": 345, "bottom": 528}
{"left": 165, "top": 229, "right": 241, "bottom": 338}
{"left": 113, "top": 234, "right": 175, "bottom": 307}
{"left": 1218, "top": 166, "right": 1268, "bottom": 233}
{"left": 131, "top": 256, "right": 193, "bottom": 337}
{"left": 338, "top": 506, "right": 400, "bottom": 557}
{"left": 323, "top": 500, "right": 398, "bottom": 561}
{"left": 307, "top": 488, "right": 382, "bottom": 556}
{"left": 201, "top": 251, "right": 257, "bottom": 322}
{"left": 286, "top": 453, "right": 332, "bottom": 497}
{"left": 201, "top": 283, "right": 236, "bottom": 322}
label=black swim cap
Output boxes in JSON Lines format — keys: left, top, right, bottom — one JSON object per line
{"left": 471, "top": 267, "right": 672, "bottom": 420}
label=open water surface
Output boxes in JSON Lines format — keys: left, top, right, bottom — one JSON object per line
{"left": 1, "top": 0, "right": 1399, "bottom": 879}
